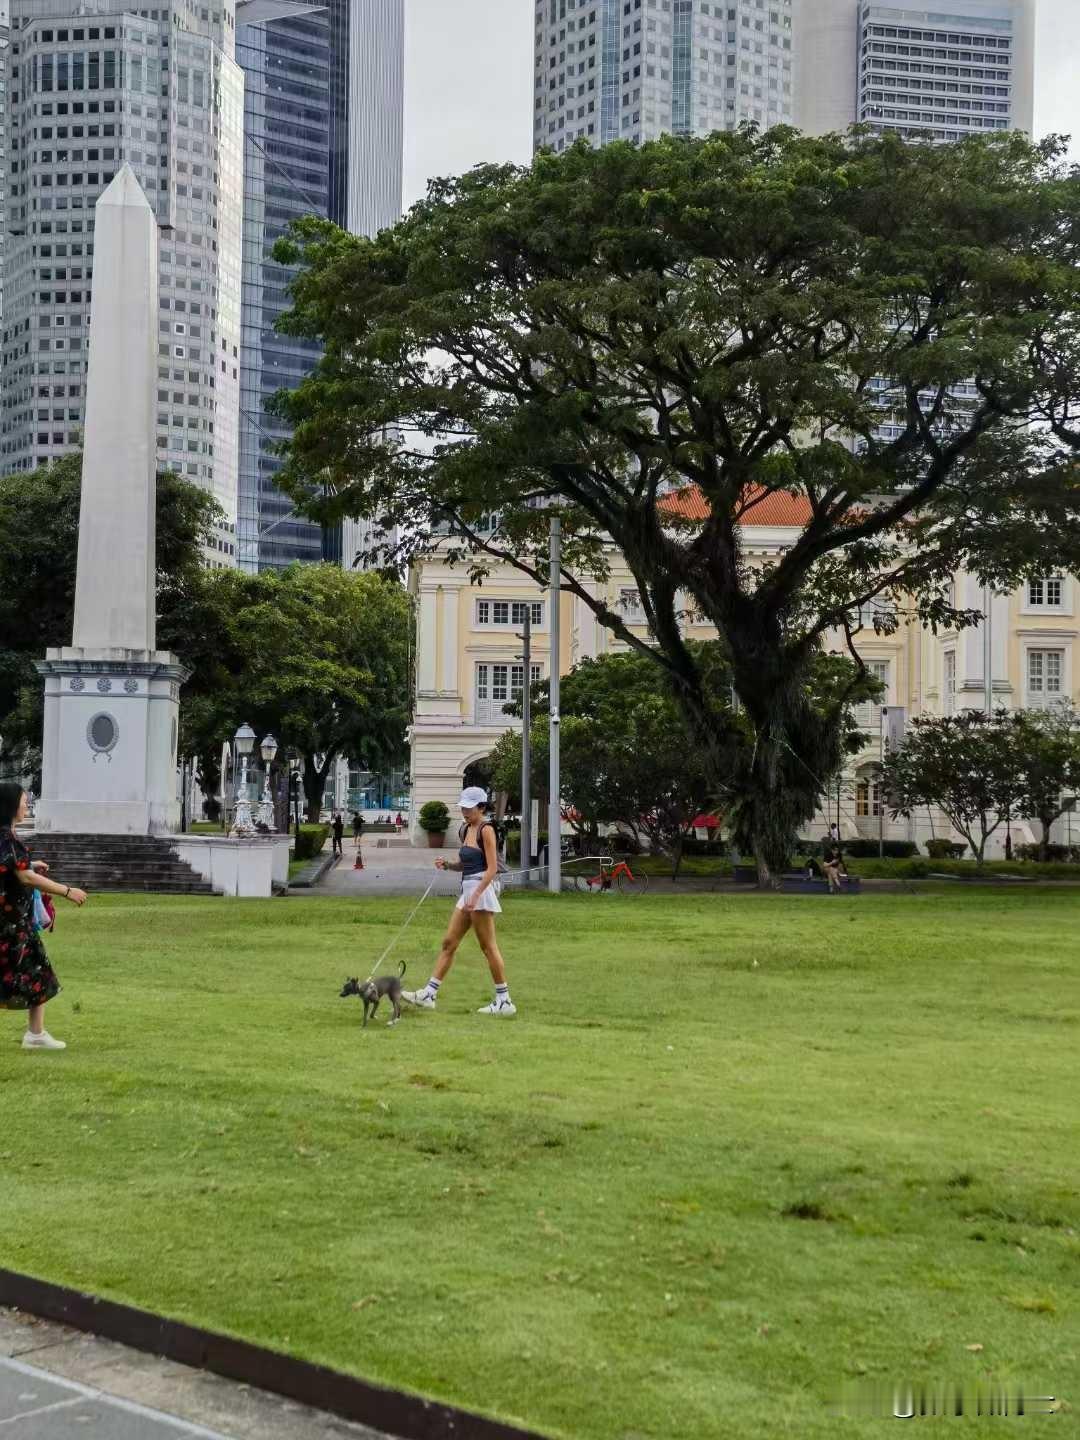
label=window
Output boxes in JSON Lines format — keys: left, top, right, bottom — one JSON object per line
{"left": 855, "top": 660, "right": 890, "bottom": 729}
{"left": 855, "top": 597, "right": 896, "bottom": 631}
{"left": 475, "top": 599, "right": 544, "bottom": 628}
{"left": 475, "top": 662, "right": 544, "bottom": 722}
{"left": 618, "top": 587, "right": 646, "bottom": 622}
{"left": 1027, "top": 575, "right": 1064, "bottom": 609}
{"left": 943, "top": 650, "right": 956, "bottom": 714}
{"left": 856, "top": 773, "right": 883, "bottom": 817}
{"left": 1027, "top": 649, "right": 1064, "bottom": 709}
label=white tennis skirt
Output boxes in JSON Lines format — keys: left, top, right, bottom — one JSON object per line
{"left": 456, "top": 876, "right": 502, "bottom": 914}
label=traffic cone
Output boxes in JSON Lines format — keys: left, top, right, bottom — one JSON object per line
{"left": 354, "top": 849, "right": 364, "bottom": 870}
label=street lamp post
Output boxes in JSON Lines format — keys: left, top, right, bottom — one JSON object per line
{"left": 232, "top": 722, "right": 256, "bottom": 834}
{"left": 257, "top": 733, "right": 278, "bottom": 829}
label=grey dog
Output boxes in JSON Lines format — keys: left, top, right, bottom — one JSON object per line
{"left": 340, "top": 961, "right": 406, "bottom": 1027}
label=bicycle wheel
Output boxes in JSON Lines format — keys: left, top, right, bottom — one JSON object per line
{"left": 617, "top": 867, "right": 649, "bottom": 897}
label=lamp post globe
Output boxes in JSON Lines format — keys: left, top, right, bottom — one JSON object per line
{"left": 232, "top": 722, "right": 257, "bottom": 834}
{"left": 257, "top": 733, "right": 279, "bottom": 829}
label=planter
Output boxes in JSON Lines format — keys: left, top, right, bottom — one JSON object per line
{"left": 425, "top": 831, "right": 447, "bottom": 849}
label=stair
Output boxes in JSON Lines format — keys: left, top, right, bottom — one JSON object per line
{"left": 25, "top": 833, "right": 219, "bottom": 896}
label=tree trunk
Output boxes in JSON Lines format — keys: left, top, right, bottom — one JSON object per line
{"left": 671, "top": 834, "right": 684, "bottom": 883}
{"left": 1039, "top": 817, "right": 1052, "bottom": 863}
{"left": 303, "top": 752, "right": 335, "bottom": 823}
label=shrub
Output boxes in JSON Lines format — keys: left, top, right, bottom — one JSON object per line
{"left": 293, "top": 824, "right": 330, "bottom": 862}
{"left": 837, "top": 838, "right": 919, "bottom": 859}
{"left": 609, "top": 832, "right": 642, "bottom": 855}
{"left": 505, "top": 830, "right": 549, "bottom": 865}
{"left": 680, "top": 837, "right": 729, "bottom": 856}
{"left": 418, "top": 800, "right": 451, "bottom": 835}
{"left": 925, "top": 838, "right": 968, "bottom": 860}
{"left": 1014, "top": 842, "right": 1080, "bottom": 863}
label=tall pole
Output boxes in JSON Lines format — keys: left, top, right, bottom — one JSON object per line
{"left": 519, "top": 610, "right": 532, "bottom": 884}
{"left": 548, "top": 516, "right": 562, "bottom": 894}
{"left": 983, "top": 582, "right": 993, "bottom": 715}
{"left": 878, "top": 707, "right": 886, "bottom": 860}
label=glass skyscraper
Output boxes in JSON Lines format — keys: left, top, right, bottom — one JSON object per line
{"left": 535, "top": 0, "right": 795, "bottom": 154}
{"left": 0, "top": 0, "right": 245, "bottom": 565}
{"left": 235, "top": 0, "right": 403, "bottom": 573}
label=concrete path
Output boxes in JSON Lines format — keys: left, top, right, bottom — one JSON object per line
{"left": 309, "top": 840, "right": 465, "bottom": 900}
{"left": 0, "top": 1310, "right": 392, "bottom": 1440}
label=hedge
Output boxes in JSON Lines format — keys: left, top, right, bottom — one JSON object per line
{"left": 293, "top": 824, "right": 330, "bottom": 862}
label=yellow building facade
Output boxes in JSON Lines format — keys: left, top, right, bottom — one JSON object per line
{"left": 407, "top": 513, "right": 1079, "bottom": 856}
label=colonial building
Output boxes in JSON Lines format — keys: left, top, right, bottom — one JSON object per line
{"left": 407, "top": 495, "right": 1079, "bottom": 855}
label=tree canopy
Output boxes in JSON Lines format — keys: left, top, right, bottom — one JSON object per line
{"left": 0, "top": 454, "right": 220, "bottom": 776}
{"left": 176, "top": 564, "right": 413, "bottom": 819}
{"left": 272, "top": 127, "right": 1080, "bottom": 878}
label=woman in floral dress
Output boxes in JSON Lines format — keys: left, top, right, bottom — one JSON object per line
{"left": 0, "top": 782, "right": 87, "bottom": 1050}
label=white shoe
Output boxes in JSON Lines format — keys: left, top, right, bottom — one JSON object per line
{"left": 477, "top": 998, "right": 517, "bottom": 1016}
{"left": 401, "top": 989, "right": 436, "bottom": 1010}
{"left": 22, "top": 1030, "right": 66, "bottom": 1050}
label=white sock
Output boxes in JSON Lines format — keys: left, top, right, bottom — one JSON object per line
{"left": 423, "top": 977, "right": 441, "bottom": 998}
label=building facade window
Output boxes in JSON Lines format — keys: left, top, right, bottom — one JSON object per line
{"left": 855, "top": 659, "right": 890, "bottom": 729}
{"left": 475, "top": 661, "right": 544, "bottom": 724}
{"left": 475, "top": 599, "right": 544, "bottom": 628}
{"left": 1027, "top": 575, "right": 1065, "bottom": 609}
{"left": 856, "top": 772, "right": 883, "bottom": 818}
{"left": 943, "top": 649, "right": 956, "bottom": 714}
{"left": 1026, "top": 648, "right": 1064, "bottom": 709}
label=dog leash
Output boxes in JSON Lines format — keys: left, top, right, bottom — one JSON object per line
{"left": 363, "top": 861, "right": 559, "bottom": 983}
{"left": 365, "top": 879, "right": 438, "bottom": 982}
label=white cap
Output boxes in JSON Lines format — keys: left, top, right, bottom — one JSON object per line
{"left": 458, "top": 786, "right": 488, "bottom": 809}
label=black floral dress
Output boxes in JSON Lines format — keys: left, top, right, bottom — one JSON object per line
{"left": 0, "top": 826, "right": 60, "bottom": 1010}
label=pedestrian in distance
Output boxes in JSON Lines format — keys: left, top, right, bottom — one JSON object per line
{"left": 331, "top": 811, "right": 344, "bottom": 857}
{"left": 402, "top": 787, "right": 516, "bottom": 1016}
{"left": 352, "top": 811, "right": 364, "bottom": 849}
{"left": 821, "top": 831, "right": 846, "bottom": 894}
{"left": 0, "top": 783, "right": 88, "bottom": 1050}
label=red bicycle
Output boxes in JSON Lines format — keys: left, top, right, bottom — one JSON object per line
{"left": 573, "top": 855, "right": 649, "bottom": 897}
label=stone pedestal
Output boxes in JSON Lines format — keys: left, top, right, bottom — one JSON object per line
{"left": 35, "top": 649, "right": 189, "bottom": 835}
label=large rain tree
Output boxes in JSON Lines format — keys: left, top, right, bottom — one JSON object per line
{"left": 272, "top": 128, "right": 1080, "bottom": 878}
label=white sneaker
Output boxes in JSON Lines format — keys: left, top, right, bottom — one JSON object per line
{"left": 22, "top": 1030, "right": 66, "bottom": 1050}
{"left": 401, "top": 989, "right": 436, "bottom": 1010}
{"left": 477, "top": 998, "right": 517, "bottom": 1016}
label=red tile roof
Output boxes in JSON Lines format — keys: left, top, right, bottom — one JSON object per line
{"left": 660, "top": 484, "right": 813, "bottom": 528}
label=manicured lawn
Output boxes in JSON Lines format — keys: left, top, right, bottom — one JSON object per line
{"left": 3, "top": 889, "right": 1077, "bottom": 1438}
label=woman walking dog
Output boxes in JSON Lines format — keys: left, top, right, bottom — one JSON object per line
{"left": 0, "top": 782, "right": 88, "bottom": 1049}
{"left": 403, "top": 787, "right": 516, "bottom": 1016}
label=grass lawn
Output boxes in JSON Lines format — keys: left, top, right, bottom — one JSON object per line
{"left": 3, "top": 889, "right": 1078, "bottom": 1438}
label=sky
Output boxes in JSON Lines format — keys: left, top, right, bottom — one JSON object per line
{"left": 403, "top": 0, "right": 1080, "bottom": 208}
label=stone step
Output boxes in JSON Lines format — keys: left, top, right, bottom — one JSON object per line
{"left": 28, "top": 832, "right": 220, "bottom": 897}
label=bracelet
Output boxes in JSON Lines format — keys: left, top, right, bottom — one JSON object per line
{"left": 64, "top": 885, "right": 71, "bottom": 898}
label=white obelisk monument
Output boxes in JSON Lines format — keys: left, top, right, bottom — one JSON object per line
{"left": 35, "top": 166, "right": 188, "bottom": 835}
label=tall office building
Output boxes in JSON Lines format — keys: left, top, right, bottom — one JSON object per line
{"left": 533, "top": 0, "right": 795, "bottom": 154}
{"left": 0, "top": 0, "right": 245, "bottom": 564}
{"left": 794, "top": 0, "right": 1035, "bottom": 139}
{"left": 235, "top": 0, "right": 403, "bottom": 573}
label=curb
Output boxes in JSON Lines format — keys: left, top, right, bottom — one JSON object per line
{"left": 288, "top": 849, "right": 339, "bottom": 889}
{"left": 0, "top": 1269, "right": 546, "bottom": 1440}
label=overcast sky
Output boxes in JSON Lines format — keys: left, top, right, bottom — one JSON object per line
{"left": 403, "top": 0, "right": 1080, "bottom": 208}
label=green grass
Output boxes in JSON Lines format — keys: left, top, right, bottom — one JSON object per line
{"left": 3, "top": 889, "right": 1078, "bottom": 1438}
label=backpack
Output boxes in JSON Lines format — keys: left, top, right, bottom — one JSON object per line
{"left": 459, "top": 820, "right": 509, "bottom": 875}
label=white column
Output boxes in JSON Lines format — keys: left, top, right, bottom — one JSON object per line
{"left": 417, "top": 588, "right": 438, "bottom": 694}
{"left": 440, "top": 586, "right": 460, "bottom": 695}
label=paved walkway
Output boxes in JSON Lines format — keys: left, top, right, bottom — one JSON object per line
{"left": 309, "top": 840, "right": 466, "bottom": 899}
{"left": 0, "top": 1311, "right": 391, "bottom": 1440}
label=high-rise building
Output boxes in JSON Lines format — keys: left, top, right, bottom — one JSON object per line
{"left": 235, "top": 0, "right": 403, "bottom": 573}
{"left": 533, "top": 0, "right": 795, "bottom": 154}
{"left": 0, "top": 0, "right": 245, "bottom": 564}
{"left": 794, "top": 0, "right": 1036, "bottom": 139}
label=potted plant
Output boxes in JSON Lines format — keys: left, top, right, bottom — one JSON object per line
{"left": 419, "top": 800, "right": 451, "bottom": 849}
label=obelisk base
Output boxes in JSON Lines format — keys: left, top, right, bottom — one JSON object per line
{"left": 35, "top": 648, "right": 191, "bottom": 836}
